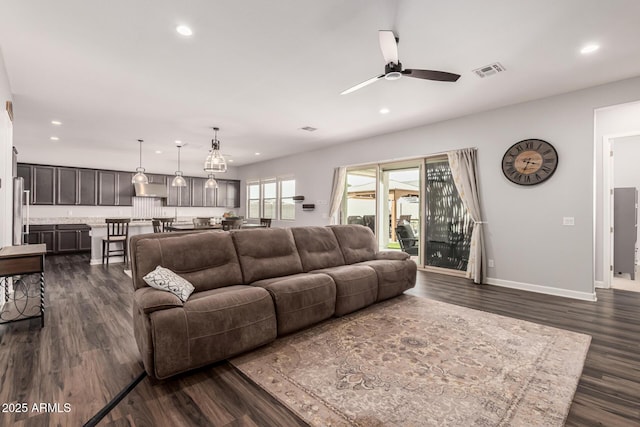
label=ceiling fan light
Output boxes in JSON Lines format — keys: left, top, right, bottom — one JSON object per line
{"left": 384, "top": 71, "right": 402, "bottom": 81}
{"left": 205, "top": 174, "right": 218, "bottom": 189}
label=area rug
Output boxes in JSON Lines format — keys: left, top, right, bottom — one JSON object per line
{"left": 230, "top": 295, "right": 591, "bottom": 426}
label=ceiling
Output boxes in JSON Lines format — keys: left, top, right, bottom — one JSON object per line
{"left": 1, "top": 0, "right": 640, "bottom": 176}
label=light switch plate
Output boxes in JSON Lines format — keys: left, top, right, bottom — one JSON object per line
{"left": 563, "top": 217, "right": 575, "bottom": 226}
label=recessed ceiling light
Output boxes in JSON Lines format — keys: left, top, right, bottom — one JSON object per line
{"left": 50, "top": 136, "right": 59, "bottom": 141}
{"left": 379, "top": 108, "right": 390, "bottom": 114}
{"left": 228, "top": 159, "right": 234, "bottom": 163}
{"left": 51, "top": 120, "right": 62, "bottom": 125}
{"left": 174, "top": 140, "right": 182, "bottom": 144}
{"left": 255, "top": 152, "right": 261, "bottom": 156}
{"left": 580, "top": 44, "right": 600, "bottom": 54}
{"left": 155, "top": 150, "right": 163, "bottom": 154}
{"left": 176, "top": 25, "right": 193, "bottom": 37}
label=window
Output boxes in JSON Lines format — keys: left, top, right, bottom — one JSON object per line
{"left": 280, "top": 179, "right": 296, "bottom": 220}
{"left": 246, "top": 177, "right": 295, "bottom": 220}
{"left": 247, "top": 182, "right": 260, "bottom": 219}
{"left": 262, "top": 180, "right": 277, "bottom": 219}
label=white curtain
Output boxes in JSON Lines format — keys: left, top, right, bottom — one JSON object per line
{"left": 328, "top": 167, "right": 346, "bottom": 225}
{"left": 447, "top": 148, "right": 486, "bottom": 284}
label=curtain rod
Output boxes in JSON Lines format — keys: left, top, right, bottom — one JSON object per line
{"left": 340, "top": 147, "right": 478, "bottom": 169}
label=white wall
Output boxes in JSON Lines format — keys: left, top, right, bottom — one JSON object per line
{"left": 613, "top": 134, "right": 640, "bottom": 259}
{"left": 239, "top": 75, "right": 640, "bottom": 300}
{"left": 0, "top": 49, "right": 13, "bottom": 248}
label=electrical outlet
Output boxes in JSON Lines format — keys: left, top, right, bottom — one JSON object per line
{"left": 488, "top": 259, "right": 495, "bottom": 268}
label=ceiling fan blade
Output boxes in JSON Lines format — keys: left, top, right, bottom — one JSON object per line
{"left": 402, "top": 69, "right": 461, "bottom": 82}
{"left": 340, "top": 74, "right": 384, "bottom": 95}
{"left": 379, "top": 30, "right": 398, "bottom": 65}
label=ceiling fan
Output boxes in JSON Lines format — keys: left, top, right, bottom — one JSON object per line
{"left": 341, "top": 30, "right": 461, "bottom": 95}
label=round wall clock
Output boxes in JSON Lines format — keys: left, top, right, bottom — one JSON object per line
{"left": 501, "top": 139, "right": 558, "bottom": 185}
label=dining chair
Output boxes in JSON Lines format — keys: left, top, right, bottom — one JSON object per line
{"left": 152, "top": 219, "right": 162, "bottom": 233}
{"left": 152, "top": 217, "right": 174, "bottom": 232}
{"left": 193, "top": 218, "right": 211, "bottom": 228}
{"left": 259, "top": 218, "right": 272, "bottom": 228}
{"left": 102, "top": 218, "right": 130, "bottom": 266}
{"left": 221, "top": 219, "right": 243, "bottom": 231}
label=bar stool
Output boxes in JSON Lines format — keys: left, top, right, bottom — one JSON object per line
{"left": 260, "top": 218, "right": 272, "bottom": 228}
{"left": 102, "top": 218, "right": 130, "bottom": 266}
{"left": 193, "top": 218, "right": 210, "bottom": 228}
{"left": 152, "top": 217, "right": 174, "bottom": 232}
{"left": 152, "top": 219, "right": 162, "bottom": 233}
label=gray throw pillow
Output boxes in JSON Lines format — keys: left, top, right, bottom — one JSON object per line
{"left": 143, "top": 266, "right": 194, "bottom": 302}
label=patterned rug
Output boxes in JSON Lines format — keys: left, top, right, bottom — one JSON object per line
{"left": 230, "top": 295, "right": 591, "bottom": 426}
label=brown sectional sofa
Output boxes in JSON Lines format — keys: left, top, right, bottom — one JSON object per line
{"left": 130, "top": 224, "right": 417, "bottom": 379}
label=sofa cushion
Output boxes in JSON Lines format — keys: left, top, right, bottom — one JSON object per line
{"left": 291, "top": 226, "right": 346, "bottom": 272}
{"left": 232, "top": 228, "right": 304, "bottom": 283}
{"left": 358, "top": 259, "right": 417, "bottom": 301}
{"left": 253, "top": 273, "right": 336, "bottom": 335}
{"left": 330, "top": 225, "right": 378, "bottom": 264}
{"left": 131, "top": 231, "right": 244, "bottom": 292}
{"left": 154, "top": 285, "right": 277, "bottom": 379}
{"left": 311, "top": 265, "right": 378, "bottom": 316}
{"left": 143, "top": 266, "right": 195, "bottom": 302}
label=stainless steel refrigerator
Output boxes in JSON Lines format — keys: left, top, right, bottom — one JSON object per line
{"left": 12, "top": 147, "right": 30, "bottom": 245}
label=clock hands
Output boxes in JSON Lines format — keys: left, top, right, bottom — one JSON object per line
{"left": 520, "top": 157, "right": 539, "bottom": 173}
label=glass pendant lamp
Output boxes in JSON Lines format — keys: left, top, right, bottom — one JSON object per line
{"left": 203, "top": 127, "right": 228, "bottom": 173}
{"left": 205, "top": 173, "right": 218, "bottom": 189}
{"left": 172, "top": 144, "right": 187, "bottom": 187}
{"left": 132, "top": 139, "right": 149, "bottom": 184}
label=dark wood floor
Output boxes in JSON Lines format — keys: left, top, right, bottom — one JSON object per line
{"left": 1, "top": 255, "right": 639, "bottom": 426}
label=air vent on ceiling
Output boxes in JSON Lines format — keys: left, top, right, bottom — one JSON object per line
{"left": 473, "top": 62, "right": 506, "bottom": 78}
{"left": 300, "top": 126, "right": 317, "bottom": 132}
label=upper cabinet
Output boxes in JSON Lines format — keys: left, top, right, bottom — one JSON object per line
{"left": 56, "top": 167, "right": 97, "bottom": 205}
{"left": 98, "top": 170, "right": 133, "bottom": 206}
{"left": 17, "top": 163, "right": 240, "bottom": 208}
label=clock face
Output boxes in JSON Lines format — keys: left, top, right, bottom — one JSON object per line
{"left": 501, "top": 139, "right": 558, "bottom": 185}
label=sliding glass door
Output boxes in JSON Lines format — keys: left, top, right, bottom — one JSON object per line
{"left": 344, "top": 155, "right": 473, "bottom": 276}
{"left": 424, "top": 157, "right": 473, "bottom": 272}
{"left": 345, "top": 168, "right": 377, "bottom": 234}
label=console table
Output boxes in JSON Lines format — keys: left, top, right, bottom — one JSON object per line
{"left": 0, "top": 244, "right": 46, "bottom": 327}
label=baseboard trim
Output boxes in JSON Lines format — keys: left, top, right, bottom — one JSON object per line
{"left": 594, "top": 280, "right": 607, "bottom": 289}
{"left": 485, "top": 277, "right": 597, "bottom": 302}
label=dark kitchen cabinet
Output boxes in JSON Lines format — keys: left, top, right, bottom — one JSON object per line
{"left": 55, "top": 224, "right": 91, "bottom": 253}
{"left": 27, "top": 225, "right": 56, "bottom": 254}
{"left": 79, "top": 169, "right": 97, "bottom": 205}
{"left": 32, "top": 165, "right": 56, "bottom": 205}
{"left": 98, "top": 171, "right": 117, "bottom": 205}
{"left": 117, "top": 172, "right": 134, "bottom": 206}
{"left": 191, "top": 178, "right": 206, "bottom": 207}
{"left": 98, "top": 171, "right": 132, "bottom": 206}
{"left": 56, "top": 167, "right": 77, "bottom": 205}
{"left": 167, "top": 178, "right": 191, "bottom": 207}
{"left": 215, "top": 179, "right": 240, "bottom": 208}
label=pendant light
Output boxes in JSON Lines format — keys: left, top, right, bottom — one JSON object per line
{"left": 132, "top": 139, "right": 149, "bottom": 184}
{"left": 205, "top": 173, "right": 218, "bottom": 189}
{"left": 203, "top": 127, "right": 227, "bottom": 173}
{"left": 171, "top": 144, "right": 187, "bottom": 187}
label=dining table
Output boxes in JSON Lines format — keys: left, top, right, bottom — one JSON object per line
{"left": 166, "top": 223, "right": 267, "bottom": 232}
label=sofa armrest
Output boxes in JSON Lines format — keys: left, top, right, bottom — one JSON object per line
{"left": 376, "top": 251, "right": 410, "bottom": 261}
{"left": 134, "top": 287, "right": 184, "bottom": 314}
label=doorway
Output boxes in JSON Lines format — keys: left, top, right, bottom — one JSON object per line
{"left": 609, "top": 134, "right": 640, "bottom": 292}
